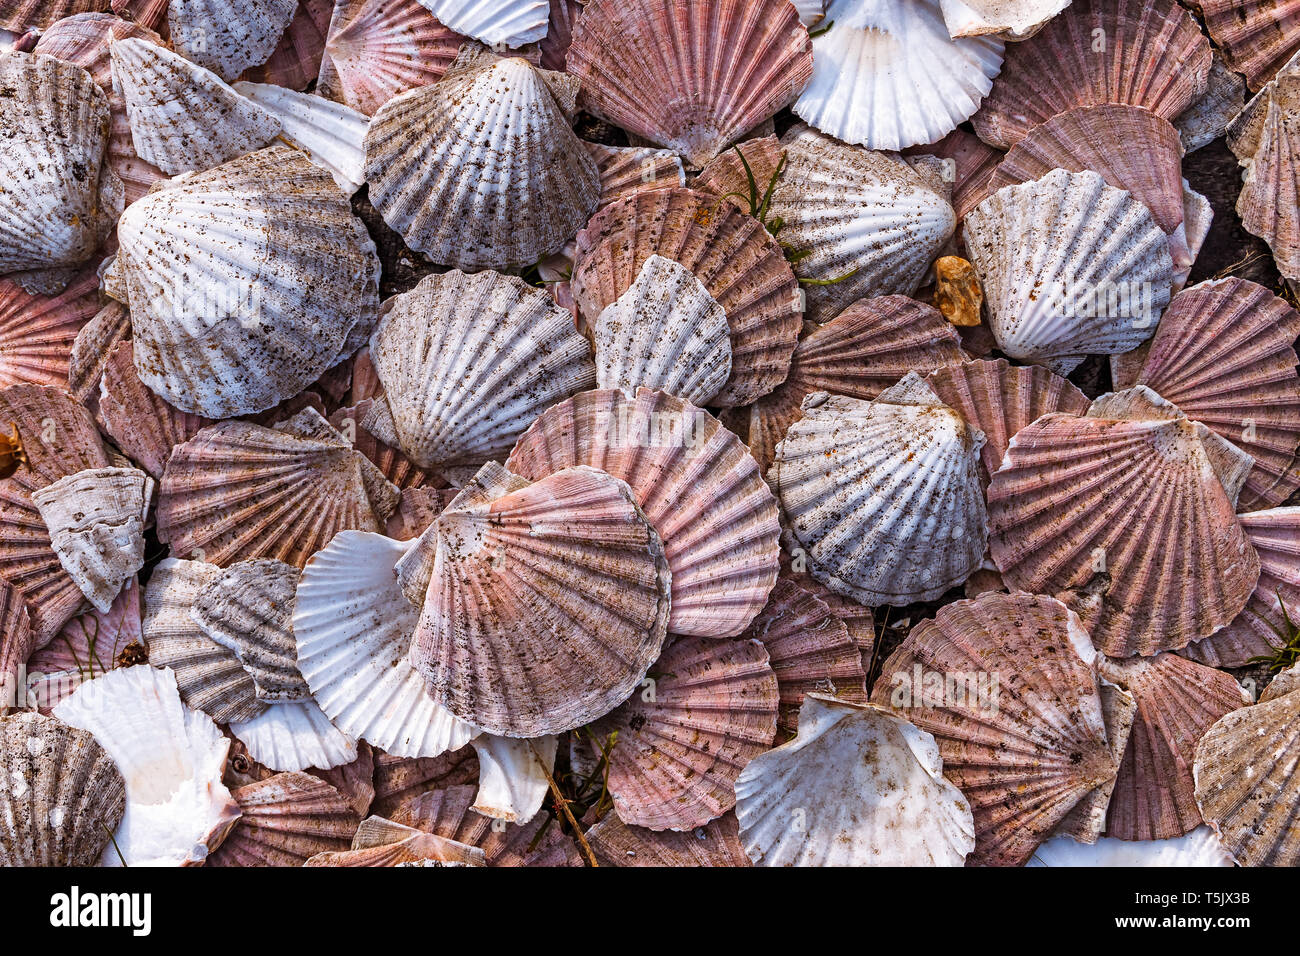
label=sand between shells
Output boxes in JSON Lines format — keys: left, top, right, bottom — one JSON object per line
{"left": 0, "top": 0, "right": 1297, "bottom": 869}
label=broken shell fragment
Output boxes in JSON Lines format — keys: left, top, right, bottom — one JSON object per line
{"left": 168, "top": 0, "right": 299, "bottom": 82}
{"left": 586, "top": 811, "right": 751, "bottom": 867}
{"left": 206, "top": 770, "right": 360, "bottom": 866}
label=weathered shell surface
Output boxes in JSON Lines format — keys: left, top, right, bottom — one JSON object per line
{"left": 568, "top": 0, "right": 813, "bottom": 167}
{"left": 1194, "top": 689, "right": 1300, "bottom": 866}
{"left": 571, "top": 187, "right": 802, "bottom": 407}
{"left": 111, "top": 39, "right": 281, "bottom": 177}
{"left": 228, "top": 698, "right": 357, "bottom": 772}
{"left": 26, "top": 582, "right": 142, "bottom": 713}
{"left": 234, "top": 81, "right": 367, "bottom": 194}
{"left": 965, "top": 169, "right": 1174, "bottom": 374}
{"left": 905, "top": 127, "right": 1004, "bottom": 222}
{"left": 294, "top": 530, "right": 475, "bottom": 758}
{"left": 1197, "top": 0, "right": 1300, "bottom": 91}
{"left": 586, "top": 811, "right": 751, "bottom": 867}
{"left": 304, "top": 815, "right": 486, "bottom": 866}
{"left": 168, "top": 0, "right": 298, "bottom": 81}
{"left": 769, "top": 376, "right": 988, "bottom": 606}
{"left": 116, "top": 145, "right": 381, "bottom": 418}
{"left": 735, "top": 695, "right": 974, "bottom": 866}
{"left": 242, "top": 0, "right": 334, "bottom": 90}
{"left": 206, "top": 770, "right": 359, "bottom": 866}
{"left": 591, "top": 635, "right": 778, "bottom": 831}
{"left": 402, "top": 462, "right": 671, "bottom": 737}
{"left": 0, "top": 580, "right": 33, "bottom": 714}
{"left": 1176, "top": 54, "right": 1248, "bottom": 153}
{"left": 0, "top": 711, "right": 126, "bottom": 866}
{"left": 0, "top": 267, "right": 101, "bottom": 390}
{"left": 583, "top": 142, "right": 686, "bottom": 209}
{"left": 793, "top": 0, "right": 1003, "bottom": 151}
{"left": 54, "top": 665, "right": 241, "bottom": 866}
{"left": 938, "top": 0, "right": 1068, "bottom": 38}
{"left": 987, "top": 393, "right": 1260, "bottom": 657}
{"left": 971, "top": 0, "right": 1212, "bottom": 149}
{"left": 0, "top": 1, "right": 111, "bottom": 32}
{"left": 508, "top": 388, "right": 782, "bottom": 638}
{"left": 364, "top": 53, "right": 600, "bottom": 270}
{"left": 365, "top": 269, "right": 595, "bottom": 471}
{"left": 872, "top": 592, "right": 1128, "bottom": 866}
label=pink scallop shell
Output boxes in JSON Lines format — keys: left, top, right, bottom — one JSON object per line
{"left": 241, "top": 0, "right": 333, "bottom": 90}
{"left": 586, "top": 810, "right": 750, "bottom": 866}
{"left": 1196, "top": 0, "right": 1300, "bottom": 91}
{"left": 206, "top": 771, "right": 362, "bottom": 866}
{"left": 0, "top": 265, "right": 101, "bottom": 390}
{"left": 371, "top": 745, "right": 479, "bottom": 817}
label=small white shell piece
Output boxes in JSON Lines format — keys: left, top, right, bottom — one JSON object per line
{"left": 415, "top": 0, "right": 549, "bottom": 47}
{"left": 592, "top": 254, "right": 732, "bottom": 405}
{"left": 53, "top": 665, "right": 241, "bottom": 867}
{"left": 735, "top": 694, "right": 975, "bottom": 866}
{"left": 793, "top": 0, "right": 1004, "bottom": 151}
{"left": 965, "top": 168, "right": 1175, "bottom": 374}
{"left": 938, "top": 0, "right": 1069, "bottom": 39}
{"left": 1027, "top": 827, "right": 1234, "bottom": 867}
{"left": 234, "top": 82, "right": 368, "bottom": 194}
{"left": 293, "top": 530, "right": 477, "bottom": 758}
{"left": 469, "top": 734, "right": 558, "bottom": 825}
{"left": 228, "top": 700, "right": 358, "bottom": 773}
{"left": 32, "top": 466, "right": 152, "bottom": 613}
{"left": 110, "top": 38, "right": 281, "bottom": 177}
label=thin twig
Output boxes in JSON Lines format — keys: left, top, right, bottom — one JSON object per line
{"left": 530, "top": 740, "right": 598, "bottom": 867}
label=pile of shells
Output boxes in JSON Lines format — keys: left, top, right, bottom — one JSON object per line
{"left": 0, "top": 0, "right": 1297, "bottom": 869}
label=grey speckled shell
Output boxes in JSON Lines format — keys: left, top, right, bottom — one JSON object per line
{"left": 168, "top": 0, "right": 298, "bottom": 81}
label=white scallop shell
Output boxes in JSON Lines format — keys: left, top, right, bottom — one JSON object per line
{"left": 592, "top": 254, "right": 732, "bottom": 405}
{"left": 793, "top": 0, "right": 1004, "bottom": 151}
{"left": 363, "top": 52, "right": 600, "bottom": 270}
{"left": 234, "top": 81, "right": 367, "bottom": 194}
{"left": 110, "top": 38, "right": 281, "bottom": 176}
{"left": 416, "top": 0, "right": 549, "bottom": 47}
{"left": 964, "top": 168, "right": 1175, "bottom": 374}
{"left": 53, "top": 665, "right": 241, "bottom": 866}
{"left": 31, "top": 466, "right": 152, "bottom": 613}
{"left": 735, "top": 695, "right": 975, "bottom": 866}
{"left": 769, "top": 374, "right": 988, "bottom": 606}
{"left": 938, "top": 0, "right": 1069, "bottom": 39}
{"left": 115, "top": 144, "right": 381, "bottom": 418}
{"left": 365, "top": 269, "right": 594, "bottom": 470}
{"left": 1027, "top": 827, "right": 1234, "bottom": 866}
{"left": 470, "top": 734, "right": 557, "bottom": 825}
{"left": 228, "top": 698, "right": 358, "bottom": 772}
{"left": 168, "top": 0, "right": 298, "bottom": 81}
{"left": 293, "top": 530, "right": 476, "bottom": 758}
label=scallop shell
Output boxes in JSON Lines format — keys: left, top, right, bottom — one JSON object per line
{"left": 537, "top": 0, "right": 582, "bottom": 70}
{"left": 735, "top": 695, "right": 975, "bottom": 866}
{"left": 1194, "top": 689, "right": 1300, "bottom": 866}
{"left": 0, "top": 266, "right": 101, "bottom": 390}
{"left": 31, "top": 465, "right": 151, "bottom": 613}
{"left": 586, "top": 811, "right": 750, "bottom": 867}
{"left": 0, "top": 580, "right": 33, "bottom": 714}
{"left": 364, "top": 270, "right": 595, "bottom": 471}
{"left": 0, "top": 711, "right": 126, "bottom": 866}
{"left": 1129, "top": 278, "right": 1300, "bottom": 511}
{"left": 53, "top": 665, "right": 241, "bottom": 866}
{"left": 25, "top": 581, "right": 142, "bottom": 713}
{"left": 469, "top": 733, "right": 556, "bottom": 824}
{"left": 0, "top": 1, "right": 111, "bottom": 33}
{"left": 371, "top": 746, "right": 479, "bottom": 816}
{"left": 1028, "top": 827, "right": 1234, "bottom": 866}
{"left": 156, "top": 417, "right": 380, "bottom": 570}
{"left": 571, "top": 187, "right": 802, "bottom": 407}
{"left": 1228, "top": 61, "right": 1300, "bottom": 281}
{"left": 168, "top": 0, "right": 299, "bottom": 81}
{"left": 964, "top": 169, "right": 1174, "bottom": 374}
{"left": 927, "top": 358, "right": 1090, "bottom": 482}
{"left": 730, "top": 295, "right": 966, "bottom": 472}
{"left": 1184, "top": 508, "right": 1300, "bottom": 668}
{"left": 400, "top": 462, "right": 671, "bottom": 737}
{"left": 192, "top": 559, "right": 309, "bottom": 703}
{"left": 742, "top": 579, "right": 868, "bottom": 736}
{"left": 331, "top": 402, "right": 437, "bottom": 493}
{"left": 317, "top": 0, "right": 465, "bottom": 116}
{"left": 792, "top": 0, "right": 1001, "bottom": 152}
{"left": 589, "top": 635, "right": 778, "bottom": 831}
{"left": 0, "top": 52, "right": 120, "bottom": 287}
{"left": 1196, "top": 0, "right": 1300, "bottom": 91}
{"left": 507, "top": 388, "right": 782, "bottom": 638}
{"left": 779, "top": 554, "right": 877, "bottom": 669}
{"left": 938, "top": 0, "right": 1068, "bottom": 39}
{"left": 591, "top": 255, "right": 732, "bottom": 405}
{"left": 388, "top": 784, "right": 582, "bottom": 866}
{"left": 698, "top": 125, "right": 958, "bottom": 323}
{"left": 364, "top": 53, "right": 600, "bottom": 270}
{"left": 293, "top": 530, "right": 475, "bottom": 758}
{"left": 116, "top": 145, "right": 380, "bottom": 418}
{"left": 769, "top": 376, "right": 988, "bottom": 606}
{"left": 304, "top": 815, "right": 486, "bottom": 865}
{"left": 273, "top": 405, "right": 398, "bottom": 525}
{"left": 99, "top": 340, "right": 212, "bottom": 481}
{"left": 871, "top": 591, "right": 1128, "bottom": 866}
{"left": 904, "top": 127, "right": 1004, "bottom": 222}
{"left": 971, "top": 0, "right": 1212, "bottom": 149}
{"left": 143, "top": 558, "right": 267, "bottom": 724}
{"left": 985, "top": 105, "right": 1198, "bottom": 283}
{"left": 583, "top": 142, "right": 687, "bottom": 210}
{"left": 567, "top": 0, "right": 813, "bottom": 167}
{"left": 234, "top": 81, "right": 367, "bottom": 194}
{"left": 206, "top": 770, "right": 360, "bottom": 866}
{"left": 1262, "top": 661, "right": 1300, "bottom": 702}
{"left": 987, "top": 392, "right": 1260, "bottom": 657}
{"left": 228, "top": 698, "right": 357, "bottom": 772}
{"left": 0, "top": 385, "right": 109, "bottom": 646}
{"left": 68, "top": 300, "right": 130, "bottom": 404}
{"left": 111, "top": 39, "right": 282, "bottom": 177}
{"left": 1176, "top": 54, "right": 1248, "bottom": 153}
{"left": 241, "top": 0, "right": 334, "bottom": 90}
{"left": 417, "top": 0, "right": 547, "bottom": 47}
{"left": 1099, "top": 653, "right": 1249, "bottom": 842}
